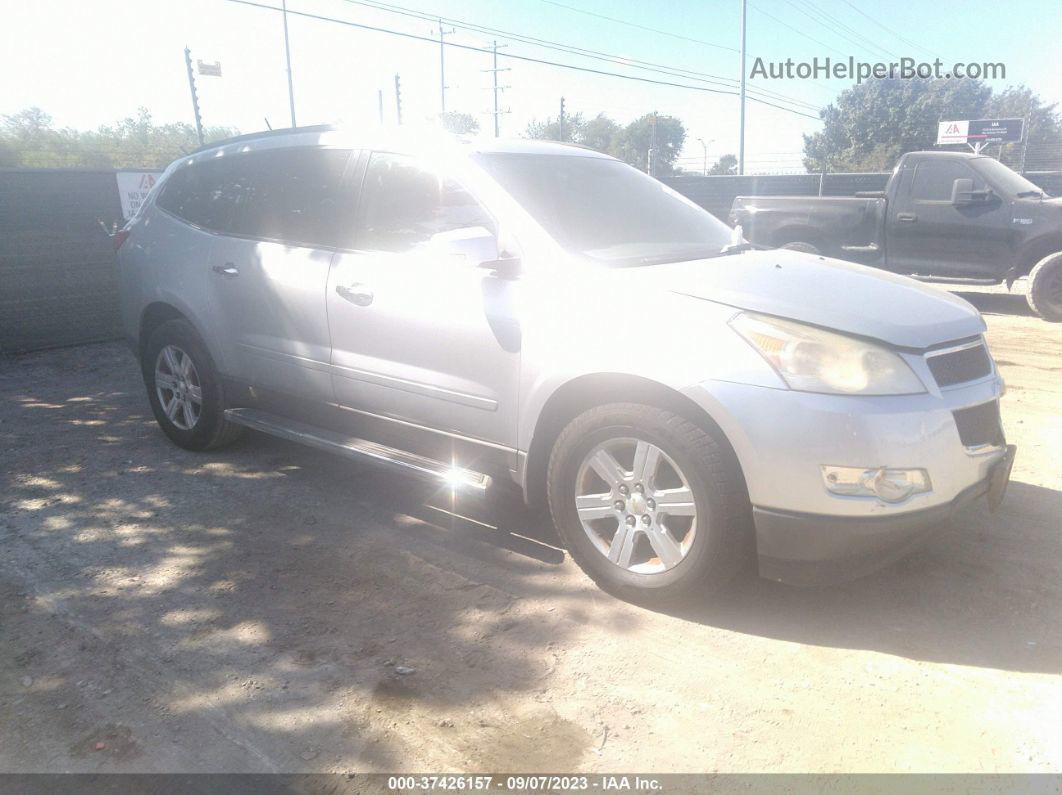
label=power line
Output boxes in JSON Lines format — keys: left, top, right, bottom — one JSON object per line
{"left": 336, "top": 0, "right": 820, "bottom": 112}
{"left": 748, "top": 3, "right": 846, "bottom": 58}
{"left": 835, "top": 0, "right": 938, "bottom": 59}
{"left": 539, "top": 0, "right": 740, "bottom": 54}
{"left": 781, "top": 0, "right": 899, "bottom": 60}
{"left": 224, "top": 0, "right": 824, "bottom": 120}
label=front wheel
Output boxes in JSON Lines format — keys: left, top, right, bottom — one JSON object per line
{"left": 1027, "top": 252, "right": 1062, "bottom": 322}
{"left": 546, "top": 403, "right": 750, "bottom": 604}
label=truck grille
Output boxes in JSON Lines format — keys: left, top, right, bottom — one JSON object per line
{"left": 926, "top": 342, "right": 992, "bottom": 387}
{"left": 952, "top": 400, "right": 1004, "bottom": 449}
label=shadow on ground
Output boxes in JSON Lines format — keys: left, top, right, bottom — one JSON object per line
{"left": 953, "top": 290, "right": 1037, "bottom": 318}
{"left": 2, "top": 342, "right": 1060, "bottom": 773}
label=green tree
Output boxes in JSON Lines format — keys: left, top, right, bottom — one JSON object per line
{"left": 802, "top": 78, "right": 1062, "bottom": 173}
{"left": 708, "top": 153, "right": 738, "bottom": 175}
{"left": 578, "top": 113, "right": 621, "bottom": 153}
{"left": 524, "top": 112, "right": 584, "bottom": 142}
{"left": 611, "top": 113, "right": 686, "bottom": 175}
{"left": 438, "top": 111, "right": 479, "bottom": 134}
{"left": 0, "top": 106, "right": 238, "bottom": 168}
{"left": 802, "top": 78, "right": 991, "bottom": 172}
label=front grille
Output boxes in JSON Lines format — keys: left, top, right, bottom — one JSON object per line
{"left": 952, "top": 400, "right": 1005, "bottom": 448}
{"left": 926, "top": 343, "right": 992, "bottom": 387}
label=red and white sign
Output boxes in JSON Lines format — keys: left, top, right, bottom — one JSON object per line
{"left": 936, "top": 120, "right": 970, "bottom": 145}
{"left": 116, "top": 171, "right": 159, "bottom": 220}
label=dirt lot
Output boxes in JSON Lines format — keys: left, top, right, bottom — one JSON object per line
{"left": 1, "top": 285, "right": 1060, "bottom": 774}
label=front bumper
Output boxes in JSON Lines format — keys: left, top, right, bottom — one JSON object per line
{"left": 681, "top": 376, "right": 1010, "bottom": 584}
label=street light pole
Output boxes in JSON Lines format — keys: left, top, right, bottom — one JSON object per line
{"left": 282, "top": 0, "right": 297, "bottom": 128}
{"left": 738, "top": 0, "right": 747, "bottom": 176}
{"left": 697, "top": 137, "right": 708, "bottom": 176}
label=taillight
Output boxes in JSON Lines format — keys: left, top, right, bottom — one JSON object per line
{"left": 113, "top": 228, "right": 131, "bottom": 251}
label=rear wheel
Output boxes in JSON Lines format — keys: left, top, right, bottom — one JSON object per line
{"left": 142, "top": 319, "right": 243, "bottom": 450}
{"left": 547, "top": 403, "right": 750, "bottom": 604}
{"left": 1027, "top": 252, "right": 1062, "bottom": 322}
{"left": 779, "top": 241, "right": 822, "bottom": 255}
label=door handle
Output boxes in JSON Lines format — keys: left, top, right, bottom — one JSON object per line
{"left": 336, "top": 283, "right": 374, "bottom": 306}
{"left": 212, "top": 263, "right": 240, "bottom": 277}
{"left": 897, "top": 212, "right": 917, "bottom": 222}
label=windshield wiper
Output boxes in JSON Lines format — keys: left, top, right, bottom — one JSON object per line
{"left": 1016, "top": 190, "right": 1045, "bottom": 198}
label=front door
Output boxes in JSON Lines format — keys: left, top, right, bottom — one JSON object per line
{"left": 326, "top": 152, "right": 521, "bottom": 451}
{"left": 886, "top": 159, "right": 1012, "bottom": 277}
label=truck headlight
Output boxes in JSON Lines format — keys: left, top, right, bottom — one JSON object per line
{"left": 729, "top": 312, "right": 925, "bottom": 395}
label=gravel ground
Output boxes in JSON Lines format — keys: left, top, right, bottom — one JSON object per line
{"left": 1, "top": 285, "right": 1060, "bottom": 774}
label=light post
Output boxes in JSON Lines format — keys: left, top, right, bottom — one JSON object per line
{"left": 697, "top": 138, "right": 715, "bottom": 176}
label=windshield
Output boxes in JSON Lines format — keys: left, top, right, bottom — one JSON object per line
{"left": 971, "top": 157, "right": 1047, "bottom": 197}
{"left": 473, "top": 152, "right": 733, "bottom": 266}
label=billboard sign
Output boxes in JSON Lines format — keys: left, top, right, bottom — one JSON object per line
{"left": 937, "top": 118, "right": 1024, "bottom": 146}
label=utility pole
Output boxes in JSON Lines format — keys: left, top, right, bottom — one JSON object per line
{"left": 482, "top": 41, "right": 510, "bottom": 137}
{"left": 377, "top": 89, "right": 384, "bottom": 125}
{"left": 281, "top": 0, "right": 297, "bottom": 128}
{"left": 394, "top": 74, "right": 402, "bottom": 125}
{"left": 434, "top": 19, "right": 455, "bottom": 113}
{"left": 183, "top": 47, "right": 205, "bottom": 146}
{"left": 559, "top": 96, "right": 566, "bottom": 142}
{"left": 738, "top": 0, "right": 747, "bottom": 175}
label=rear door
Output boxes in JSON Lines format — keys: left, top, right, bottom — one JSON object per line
{"left": 326, "top": 151, "right": 522, "bottom": 450}
{"left": 206, "top": 147, "right": 354, "bottom": 403}
{"left": 886, "top": 159, "right": 1012, "bottom": 277}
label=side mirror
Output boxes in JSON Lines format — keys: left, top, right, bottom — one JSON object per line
{"left": 428, "top": 226, "right": 499, "bottom": 265}
{"left": 951, "top": 178, "right": 992, "bottom": 206}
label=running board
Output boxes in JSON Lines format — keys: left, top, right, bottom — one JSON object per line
{"left": 224, "top": 408, "right": 492, "bottom": 493}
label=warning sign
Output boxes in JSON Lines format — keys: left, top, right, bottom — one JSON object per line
{"left": 116, "top": 171, "right": 160, "bottom": 220}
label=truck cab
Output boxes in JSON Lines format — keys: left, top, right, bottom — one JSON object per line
{"left": 730, "top": 151, "right": 1062, "bottom": 320}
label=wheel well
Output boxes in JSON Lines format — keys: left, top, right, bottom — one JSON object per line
{"left": 138, "top": 302, "right": 187, "bottom": 357}
{"left": 771, "top": 226, "right": 824, "bottom": 250}
{"left": 523, "top": 373, "right": 745, "bottom": 507}
{"left": 1018, "top": 238, "right": 1062, "bottom": 278}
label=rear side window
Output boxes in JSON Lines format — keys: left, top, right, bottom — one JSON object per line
{"left": 156, "top": 148, "right": 352, "bottom": 248}
{"left": 156, "top": 158, "right": 239, "bottom": 232}
{"left": 354, "top": 152, "right": 494, "bottom": 253}
{"left": 909, "top": 161, "right": 984, "bottom": 201}
{"left": 230, "top": 148, "right": 352, "bottom": 248}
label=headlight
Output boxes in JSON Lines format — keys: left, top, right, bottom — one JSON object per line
{"left": 729, "top": 311, "right": 924, "bottom": 395}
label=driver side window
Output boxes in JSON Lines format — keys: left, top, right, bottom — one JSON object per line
{"left": 354, "top": 152, "right": 495, "bottom": 253}
{"left": 909, "top": 162, "right": 984, "bottom": 202}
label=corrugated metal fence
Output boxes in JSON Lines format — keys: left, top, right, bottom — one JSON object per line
{"left": 0, "top": 169, "right": 142, "bottom": 354}
{"left": 3, "top": 167, "right": 1062, "bottom": 354}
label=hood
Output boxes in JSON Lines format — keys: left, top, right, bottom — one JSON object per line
{"left": 627, "top": 249, "right": 986, "bottom": 349}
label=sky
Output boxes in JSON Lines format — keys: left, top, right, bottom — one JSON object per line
{"left": 6, "top": 0, "right": 1061, "bottom": 173}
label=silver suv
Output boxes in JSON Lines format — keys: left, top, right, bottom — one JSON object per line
{"left": 117, "top": 126, "right": 1015, "bottom": 602}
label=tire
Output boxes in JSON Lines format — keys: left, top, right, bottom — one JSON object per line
{"left": 780, "top": 241, "right": 821, "bottom": 255}
{"left": 141, "top": 319, "right": 243, "bottom": 451}
{"left": 1026, "top": 251, "right": 1062, "bottom": 322}
{"left": 546, "top": 403, "right": 750, "bottom": 605}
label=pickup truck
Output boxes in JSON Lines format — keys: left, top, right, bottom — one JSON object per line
{"left": 729, "top": 151, "right": 1062, "bottom": 321}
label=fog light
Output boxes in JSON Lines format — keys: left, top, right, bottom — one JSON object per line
{"left": 821, "top": 466, "right": 931, "bottom": 503}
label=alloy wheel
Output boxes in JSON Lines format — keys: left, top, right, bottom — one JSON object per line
{"left": 574, "top": 437, "right": 698, "bottom": 574}
{"left": 154, "top": 345, "right": 203, "bottom": 431}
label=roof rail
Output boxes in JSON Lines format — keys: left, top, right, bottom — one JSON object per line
{"left": 190, "top": 124, "right": 338, "bottom": 154}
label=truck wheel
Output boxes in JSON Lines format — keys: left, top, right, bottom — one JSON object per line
{"left": 1027, "top": 252, "right": 1062, "bottom": 322}
{"left": 546, "top": 403, "right": 750, "bottom": 604}
{"left": 142, "top": 319, "right": 243, "bottom": 451}
{"left": 780, "top": 241, "right": 821, "bottom": 255}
